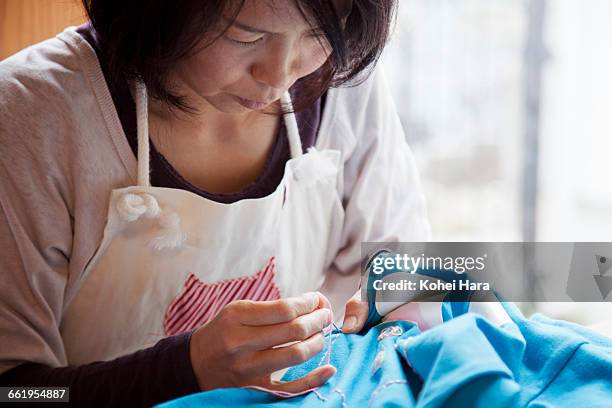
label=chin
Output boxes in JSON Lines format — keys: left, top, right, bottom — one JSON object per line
{"left": 202, "top": 95, "right": 249, "bottom": 115}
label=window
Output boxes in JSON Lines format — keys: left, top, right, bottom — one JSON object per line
{"left": 382, "top": 0, "right": 612, "bottom": 324}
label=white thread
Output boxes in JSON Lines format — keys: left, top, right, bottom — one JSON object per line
{"left": 334, "top": 389, "right": 348, "bottom": 408}
{"left": 316, "top": 333, "right": 340, "bottom": 368}
{"left": 377, "top": 325, "right": 403, "bottom": 341}
{"left": 368, "top": 380, "right": 409, "bottom": 408}
{"left": 312, "top": 388, "right": 348, "bottom": 408}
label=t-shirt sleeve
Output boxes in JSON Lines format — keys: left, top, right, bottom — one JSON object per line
{"left": 0, "top": 80, "right": 74, "bottom": 374}
{"left": 0, "top": 331, "right": 200, "bottom": 407}
{"left": 0, "top": 44, "right": 201, "bottom": 405}
{"left": 329, "top": 66, "right": 432, "bottom": 278}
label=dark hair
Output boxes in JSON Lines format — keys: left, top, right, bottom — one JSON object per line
{"left": 81, "top": 0, "right": 397, "bottom": 112}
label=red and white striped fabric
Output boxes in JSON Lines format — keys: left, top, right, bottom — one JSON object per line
{"left": 164, "top": 256, "right": 281, "bottom": 336}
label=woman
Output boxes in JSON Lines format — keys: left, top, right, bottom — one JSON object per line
{"left": 0, "top": 0, "right": 429, "bottom": 405}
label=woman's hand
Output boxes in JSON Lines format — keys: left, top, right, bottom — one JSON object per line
{"left": 189, "top": 292, "right": 336, "bottom": 393}
{"left": 340, "top": 290, "right": 369, "bottom": 334}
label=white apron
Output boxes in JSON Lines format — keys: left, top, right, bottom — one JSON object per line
{"left": 60, "top": 82, "right": 344, "bottom": 364}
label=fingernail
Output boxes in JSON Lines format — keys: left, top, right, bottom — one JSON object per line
{"left": 343, "top": 315, "right": 357, "bottom": 332}
{"left": 322, "top": 366, "right": 336, "bottom": 381}
{"left": 317, "top": 365, "right": 336, "bottom": 384}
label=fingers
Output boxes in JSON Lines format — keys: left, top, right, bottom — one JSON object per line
{"left": 267, "top": 365, "right": 336, "bottom": 394}
{"left": 315, "top": 292, "right": 332, "bottom": 313}
{"left": 341, "top": 294, "right": 369, "bottom": 333}
{"left": 246, "top": 307, "right": 332, "bottom": 350}
{"left": 234, "top": 292, "right": 321, "bottom": 326}
{"left": 195, "top": 292, "right": 336, "bottom": 392}
{"left": 246, "top": 332, "right": 327, "bottom": 375}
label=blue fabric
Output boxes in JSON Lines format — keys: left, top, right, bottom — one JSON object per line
{"left": 158, "top": 320, "right": 422, "bottom": 408}
{"left": 158, "top": 251, "right": 612, "bottom": 407}
{"left": 157, "top": 301, "right": 612, "bottom": 407}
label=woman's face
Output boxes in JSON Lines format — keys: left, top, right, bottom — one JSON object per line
{"left": 170, "top": 0, "right": 333, "bottom": 115}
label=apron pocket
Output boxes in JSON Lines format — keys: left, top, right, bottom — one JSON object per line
{"left": 164, "top": 256, "right": 281, "bottom": 335}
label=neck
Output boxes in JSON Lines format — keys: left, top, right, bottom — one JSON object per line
{"left": 149, "top": 96, "right": 272, "bottom": 144}
{"left": 145, "top": 98, "right": 284, "bottom": 164}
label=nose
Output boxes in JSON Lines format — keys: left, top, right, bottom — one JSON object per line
{"left": 251, "top": 41, "right": 298, "bottom": 91}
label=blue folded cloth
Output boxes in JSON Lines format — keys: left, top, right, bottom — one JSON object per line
{"left": 158, "top": 252, "right": 612, "bottom": 408}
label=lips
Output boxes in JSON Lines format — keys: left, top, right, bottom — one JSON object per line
{"left": 234, "top": 95, "right": 274, "bottom": 110}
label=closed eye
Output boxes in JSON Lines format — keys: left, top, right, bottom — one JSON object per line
{"left": 226, "top": 35, "right": 265, "bottom": 47}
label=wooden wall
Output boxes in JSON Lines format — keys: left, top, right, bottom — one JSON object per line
{"left": 0, "top": 0, "right": 86, "bottom": 60}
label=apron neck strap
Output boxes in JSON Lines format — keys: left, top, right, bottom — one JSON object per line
{"left": 134, "top": 80, "right": 151, "bottom": 188}
{"left": 133, "top": 81, "right": 304, "bottom": 188}
{"left": 280, "top": 91, "right": 304, "bottom": 160}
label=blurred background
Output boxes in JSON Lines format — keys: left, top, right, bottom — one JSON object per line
{"left": 2, "top": 0, "right": 611, "bottom": 325}
{"left": 381, "top": 0, "right": 612, "bottom": 324}
{"left": 0, "top": 0, "right": 85, "bottom": 59}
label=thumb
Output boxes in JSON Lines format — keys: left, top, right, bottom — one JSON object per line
{"left": 341, "top": 293, "right": 368, "bottom": 334}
